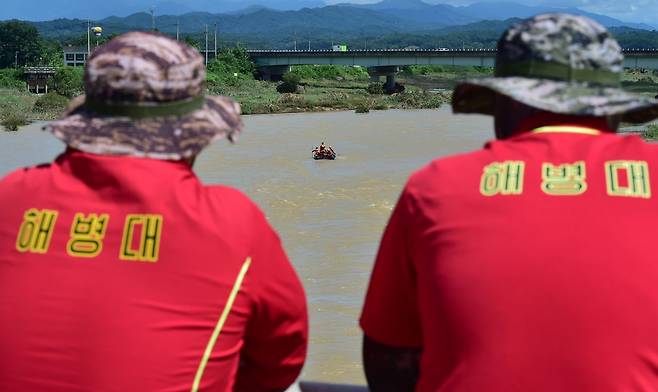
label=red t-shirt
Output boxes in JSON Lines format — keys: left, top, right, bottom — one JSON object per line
{"left": 361, "top": 124, "right": 658, "bottom": 391}
{"left": 0, "top": 150, "right": 307, "bottom": 392}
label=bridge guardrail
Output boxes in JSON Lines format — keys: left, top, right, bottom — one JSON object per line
{"left": 246, "top": 48, "right": 658, "bottom": 54}
{"left": 286, "top": 382, "right": 368, "bottom": 392}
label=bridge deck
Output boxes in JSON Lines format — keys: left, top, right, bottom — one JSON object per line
{"left": 248, "top": 49, "right": 658, "bottom": 70}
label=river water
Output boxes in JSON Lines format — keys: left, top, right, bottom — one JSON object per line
{"left": 0, "top": 107, "right": 492, "bottom": 384}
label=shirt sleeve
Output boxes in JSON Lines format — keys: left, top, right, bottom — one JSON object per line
{"left": 360, "top": 185, "right": 422, "bottom": 347}
{"left": 234, "top": 209, "right": 308, "bottom": 391}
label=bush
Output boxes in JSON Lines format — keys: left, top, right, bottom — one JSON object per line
{"left": 642, "top": 124, "right": 658, "bottom": 140}
{"left": 394, "top": 90, "right": 447, "bottom": 109}
{"left": 54, "top": 67, "right": 84, "bottom": 98}
{"left": 1, "top": 111, "right": 29, "bottom": 131}
{"left": 276, "top": 82, "right": 298, "bottom": 94}
{"left": 290, "top": 65, "right": 369, "bottom": 81}
{"left": 276, "top": 72, "right": 302, "bottom": 94}
{"left": 0, "top": 69, "right": 24, "bottom": 89}
{"left": 206, "top": 47, "right": 257, "bottom": 87}
{"left": 34, "top": 92, "right": 68, "bottom": 112}
{"left": 403, "top": 65, "right": 446, "bottom": 76}
{"left": 355, "top": 103, "right": 370, "bottom": 113}
{"left": 0, "top": 92, "right": 34, "bottom": 120}
{"left": 366, "top": 83, "right": 384, "bottom": 95}
{"left": 282, "top": 72, "right": 301, "bottom": 86}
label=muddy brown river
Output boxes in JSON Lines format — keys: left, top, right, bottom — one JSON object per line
{"left": 0, "top": 107, "right": 492, "bottom": 384}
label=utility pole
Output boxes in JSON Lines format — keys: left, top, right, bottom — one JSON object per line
{"left": 150, "top": 6, "right": 156, "bottom": 31}
{"left": 176, "top": 18, "right": 180, "bottom": 41}
{"left": 14, "top": 51, "right": 18, "bottom": 68}
{"left": 87, "top": 20, "right": 91, "bottom": 56}
{"left": 308, "top": 40, "right": 311, "bottom": 51}
{"left": 214, "top": 22, "right": 217, "bottom": 58}
{"left": 293, "top": 30, "right": 297, "bottom": 51}
{"left": 204, "top": 24, "right": 209, "bottom": 65}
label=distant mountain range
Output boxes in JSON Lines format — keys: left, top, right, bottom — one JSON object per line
{"left": 343, "top": 0, "right": 654, "bottom": 30}
{"left": 1, "top": 0, "right": 325, "bottom": 21}
{"left": 3, "top": 0, "right": 656, "bottom": 30}
{"left": 17, "top": 1, "right": 658, "bottom": 50}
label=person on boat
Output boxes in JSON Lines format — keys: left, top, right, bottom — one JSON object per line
{"left": 313, "top": 142, "right": 335, "bottom": 158}
{"left": 0, "top": 32, "right": 307, "bottom": 392}
{"left": 360, "top": 13, "right": 658, "bottom": 392}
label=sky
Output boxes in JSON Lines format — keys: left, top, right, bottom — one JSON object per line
{"left": 1, "top": 0, "right": 656, "bottom": 26}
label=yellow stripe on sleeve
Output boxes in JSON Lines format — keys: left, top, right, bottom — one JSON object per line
{"left": 191, "top": 257, "right": 252, "bottom": 392}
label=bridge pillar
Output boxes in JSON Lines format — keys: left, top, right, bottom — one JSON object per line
{"left": 257, "top": 65, "right": 291, "bottom": 81}
{"left": 385, "top": 74, "right": 396, "bottom": 93}
{"left": 367, "top": 66, "right": 399, "bottom": 93}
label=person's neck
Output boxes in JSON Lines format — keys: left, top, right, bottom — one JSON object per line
{"left": 513, "top": 112, "right": 616, "bottom": 136}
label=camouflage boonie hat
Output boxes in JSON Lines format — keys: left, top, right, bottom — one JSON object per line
{"left": 46, "top": 32, "right": 242, "bottom": 160}
{"left": 452, "top": 13, "right": 658, "bottom": 124}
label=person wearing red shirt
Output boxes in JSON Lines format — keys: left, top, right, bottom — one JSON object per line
{"left": 0, "top": 32, "right": 307, "bottom": 391}
{"left": 360, "top": 14, "right": 658, "bottom": 391}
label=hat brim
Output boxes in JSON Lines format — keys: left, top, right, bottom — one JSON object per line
{"left": 45, "top": 95, "right": 243, "bottom": 160}
{"left": 452, "top": 76, "right": 658, "bottom": 124}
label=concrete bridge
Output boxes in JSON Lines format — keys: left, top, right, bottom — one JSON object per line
{"left": 247, "top": 48, "right": 658, "bottom": 91}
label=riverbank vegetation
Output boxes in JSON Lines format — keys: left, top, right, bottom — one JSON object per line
{"left": 206, "top": 62, "right": 451, "bottom": 115}
{"left": 5, "top": 58, "right": 658, "bottom": 130}
{"left": 0, "top": 46, "right": 455, "bottom": 129}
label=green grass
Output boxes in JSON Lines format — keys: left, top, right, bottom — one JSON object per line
{"left": 0, "top": 88, "right": 69, "bottom": 125}
{"left": 34, "top": 92, "right": 69, "bottom": 115}
{"left": 0, "top": 89, "right": 35, "bottom": 131}
{"left": 0, "top": 89, "right": 35, "bottom": 109}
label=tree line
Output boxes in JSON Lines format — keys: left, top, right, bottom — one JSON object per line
{"left": 3, "top": 18, "right": 658, "bottom": 69}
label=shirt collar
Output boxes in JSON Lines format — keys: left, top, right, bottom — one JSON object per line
{"left": 56, "top": 149, "right": 196, "bottom": 193}
{"left": 513, "top": 112, "right": 615, "bottom": 136}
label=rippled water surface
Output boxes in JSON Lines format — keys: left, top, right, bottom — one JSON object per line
{"left": 0, "top": 108, "right": 492, "bottom": 384}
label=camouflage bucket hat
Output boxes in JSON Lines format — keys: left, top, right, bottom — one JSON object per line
{"left": 46, "top": 32, "right": 242, "bottom": 160}
{"left": 452, "top": 13, "right": 658, "bottom": 124}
